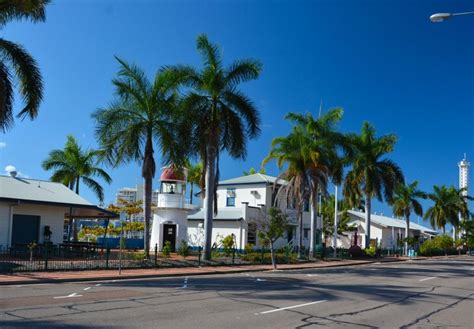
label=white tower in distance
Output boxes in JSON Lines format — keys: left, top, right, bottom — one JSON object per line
{"left": 459, "top": 153, "right": 470, "bottom": 196}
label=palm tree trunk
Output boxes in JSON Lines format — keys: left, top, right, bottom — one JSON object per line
{"left": 270, "top": 240, "right": 276, "bottom": 270}
{"left": 143, "top": 173, "right": 152, "bottom": 258}
{"left": 309, "top": 187, "right": 318, "bottom": 257}
{"left": 364, "top": 196, "right": 371, "bottom": 248}
{"left": 297, "top": 207, "right": 303, "bottom": 259}
{"left": 72, "top": 177, "right": 80, "bottom": 242}
{"left": 203, "top": 143, "right": 216, "bottom": 261}
{"left": 405, "top": 214, "right": 410, "bottom": 256}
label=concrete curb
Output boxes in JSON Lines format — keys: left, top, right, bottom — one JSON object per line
{"left": 0, "top": 260, "right": 382, "bottom": 286}
{"left": 1, "top": 255, "right": 468, "bottom": 286}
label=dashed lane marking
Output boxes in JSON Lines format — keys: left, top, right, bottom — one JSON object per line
{"left": 83, "top": 287, "right": 91, "bottom": 291}
{"left": 419, "top": 276, "right": 437, "bottom": 282}
{"left": 53, "top": 292, "right": 83, "bottom": 299}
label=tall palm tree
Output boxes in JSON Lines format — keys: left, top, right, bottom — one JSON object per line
{"left": 343, "top": 122, "right": 404, "bottom": 248}
{"left": 263, "top": 127, "right": 313, "bottom": 258}
{"left": 186, "top": 160, "right": 203, "bottom": 205}
{"left": 92, "top": 57, "right": 184, "bottom": 257}
{"left": 285, "top": 108, "right": 347, "bottom": 256}
{"left": 42, "top": 135, "right": 112, "bottom": 241}
{"left": 391, "top": 181, "right": 427, "bottom": 255}
{"left": 424, "top": 185, "right": 457, "bottom": 234}
{"left": 172, "top": 34, "right": 262, "bottom": 260}
{"left": 0, "top": 0, "right": 50, "bottom": 131}
{"left": 450, "top": 186, "right": 473, "bottom": 238}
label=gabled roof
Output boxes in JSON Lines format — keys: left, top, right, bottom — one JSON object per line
{"left": 0, "top": 175, "right": 117, "bottom": 218}
{"left": 218, "top": 173, "right": 285, "bottom": 186}
{"left": 347, "top": 210, "right": 437, "bottom": 234}
{"left": 188, "top": 208, "right": 243, "bottom": 221}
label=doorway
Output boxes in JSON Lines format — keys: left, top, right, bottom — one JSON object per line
{"left": 11, "top": 215, "right": 40, "bottom": 246}
{"left": 162, "top": 224, "right": 176, "bottom": 252}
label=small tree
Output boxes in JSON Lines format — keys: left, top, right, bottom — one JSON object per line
{"left": 256, "top": 207, "right": 290, "bottom": 269}
{"left": 434, "top": 235, "right": 454, "bottom": 257}
{"left": 177, "top": 240, "right": 190, "bottom": 258}
{"left": 221, "top": 235, "right": 235, "bottom": 257}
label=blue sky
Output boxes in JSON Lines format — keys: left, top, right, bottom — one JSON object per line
{"left": 0, "top": 0, "right": 473, "bottom": 228}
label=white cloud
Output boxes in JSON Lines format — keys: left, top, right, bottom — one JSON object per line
{"left": 0, "top": 142, "right": 6, "bottom": 148}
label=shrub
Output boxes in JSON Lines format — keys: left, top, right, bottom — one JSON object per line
{"left": 177, "top": 240, "right": 190, "bottom": 258}
{"left": 162, "top": 241, "right": 172, "bottom": 258}
{"left": 364, "top": 246, "right": 377, "bottom": 258}
{"left": 244, "top": 243, "right": 255, "bottom": 254}
{"left": 221, "top": 235, "right": 235, "bottom": 257}
{"left": 349, "top": 245, "right": 364, "bottom": 258}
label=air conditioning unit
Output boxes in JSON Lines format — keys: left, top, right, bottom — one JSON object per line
{"left": 250, "top": 190, "right": 258, "bottom": 195}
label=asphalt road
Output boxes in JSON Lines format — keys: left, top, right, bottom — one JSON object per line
{"left": 0, "top": 257, "right": 473, "bottom": 328}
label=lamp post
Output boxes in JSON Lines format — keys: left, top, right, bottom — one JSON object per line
{"left": 430, "top": 11, "right": 474, "bottom": 23}
{"left": 333, "top": 185, "right": 338, "bottom": 258}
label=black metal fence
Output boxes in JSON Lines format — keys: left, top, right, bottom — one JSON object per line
{"left": 0, "top": 244, "right": 359, "bottom": 273}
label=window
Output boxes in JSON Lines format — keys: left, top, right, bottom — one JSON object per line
{"left": 304, "top": 228, "right": 310, "bottom": 239}
{"left": 247, "top": 223, "right": 257, "bottom": 245}
{"left": 226, "top": 188, "right": 236, "bottom": 206}
{"left": 303, "top": 199, "right": 309, "bottom": 212}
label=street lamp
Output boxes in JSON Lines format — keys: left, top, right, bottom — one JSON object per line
{"left": 430, "top": 11, "right": 474, "bottom": 23}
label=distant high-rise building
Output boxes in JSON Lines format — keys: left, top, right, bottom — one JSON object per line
{"left": 115, "top": 185, "right": 159, "bottom": 221}
{"left": 459, "top": 154, "right": 470, "bottom": 195}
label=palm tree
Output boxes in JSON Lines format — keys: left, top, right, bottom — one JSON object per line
{"left": 424, "top": 185, "right": 456, "bottom": 233}
{"left": 92, "top": 57, "right": 184, "bottom": 257}
{"left": 173, "top": 34, "right": 262, "bottom": 260}
{"left": 343, "top": 122, "right": 404, "bottom": 248}
{"left": 285, "top": 108, "right": 348, "bottom": 256}
{"left": 186, "top": 161, "right": 203, "bottom": 205}
{"left": 243, "top": 167, "right": 266, "bottom": 176}
{"left": 450, "top": 186, "right": 473, "bottom": 238}
{"left": 391, "top": 181, "right": 427, "bottom": 255}
{"left": 263, "top": 127, "right": 313, "bottom": 258}
{"left": 0, "top": 0, "right": 50, "bottom": 131}
{"left": 320, "top": 195, "right": 354, "bottom": 240}
{"left": 42, "top": 135, "right": 112, "bottom": 241}
{"left": 425, "top": 185, "right": 473, "bottom": 235}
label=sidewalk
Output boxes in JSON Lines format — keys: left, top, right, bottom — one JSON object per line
{"left": 0, "top": 255, "right": 463, "bottom": 286}
{"left": 0, "top": 258, "right": 393, "bottom": 285}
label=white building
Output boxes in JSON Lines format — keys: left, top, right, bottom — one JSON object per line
{"left": 0, "top": 173, "right": 117, "bottom": 249}
{"left": 187, "top": 173, "right": 316, "bottom": 251}
{"left": 459, "top": 153, "right": 470, "bottom": 194}
{"left": 337, "top": 210, "right": 438, "bottom": 249}
{"left": 116, "top": 184, "right": 160, "bottom": 221}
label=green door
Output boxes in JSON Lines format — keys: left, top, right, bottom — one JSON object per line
{"left": 11, "top": 215, "right": 40, "bottom": 246}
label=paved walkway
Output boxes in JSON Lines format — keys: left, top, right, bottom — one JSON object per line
{"left": 0, "top": 255, "right": 456, "bottom": 285}
{"left": 0, "top": 258, "right": 394, "bottom": 285}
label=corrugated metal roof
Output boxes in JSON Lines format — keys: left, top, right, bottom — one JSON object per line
{"left": 0, "top": 175, "right": 93, "bottom": 206}
{"left": 347, "top": 210, "right": 437, "bottom": 234}
{"left": 188, "top": 208, "right": 243, "bottom": 221}
{"left": 218, "top": 173, "right": 285, "bottom": 186}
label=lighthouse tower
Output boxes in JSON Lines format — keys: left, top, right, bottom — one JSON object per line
{"left": 459, "top": 154, "right": 470, "bottom": 195}
{"left": 150, "top": 166, "right": 193, "bottom": 252}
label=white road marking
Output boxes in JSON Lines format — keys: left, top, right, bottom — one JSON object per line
{"left": 419, "top": 276, "right": 437, "bottom": 282}
{"left": 306, "top": 274, "right": 318, "bottom": 277}
{"left": 53, "top": 292, "right": 83, "bottom": 299}
{"left": 95, "top": 284, "right": 102, "bottom": 287}
{"left": 83, "top": 287, "right": 91, "bottom": 291}
{"left": 256, "top": 278, "right": 267, "bottom": 282}
{"left": 257, "top": 300, "right": 327, "bottom": 315}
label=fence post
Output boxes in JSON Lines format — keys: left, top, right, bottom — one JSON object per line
{"left": 154, "top": 243, "right": 158, "bottom": 267}
{"left": 261, "top": 248, "right": 265, "bottom": 264}
{"left": 105, "top": 246, "right": 110, "bottom": 270}
{"left": 198, "top": 246, "right": 201, "bottom": 266}
{"left": 232, "top": 246, "right": 235, "bottom": 265}
{"left": 44, "top": 244, "right": 49, "bottom": 271}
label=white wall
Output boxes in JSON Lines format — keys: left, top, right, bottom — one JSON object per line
{"left": 0, "top": 203, "right": 65, "bottom": 247}
{"left": 216, "top": 183, "right": 268, "bottom": 208}
{"left": 188, "top": 220, "right": 246, "bottom": 250}
{"left": 0, "top": 204, "right": 11, "bottom": 249}
{"left": 151, "top": 208, "right": 188, "bottom": 251}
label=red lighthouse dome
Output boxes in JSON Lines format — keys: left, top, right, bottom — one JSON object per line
{"left": 160, "top": 166, "right": 185, "bottom": 182}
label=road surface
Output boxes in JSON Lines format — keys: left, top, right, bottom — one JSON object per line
{"left": 0, "top": 257, "right": 473, "bottom": 328}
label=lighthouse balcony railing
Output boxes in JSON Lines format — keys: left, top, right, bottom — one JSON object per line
{"left": 156, "top": 193, "right": 197, "bottom": 210}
